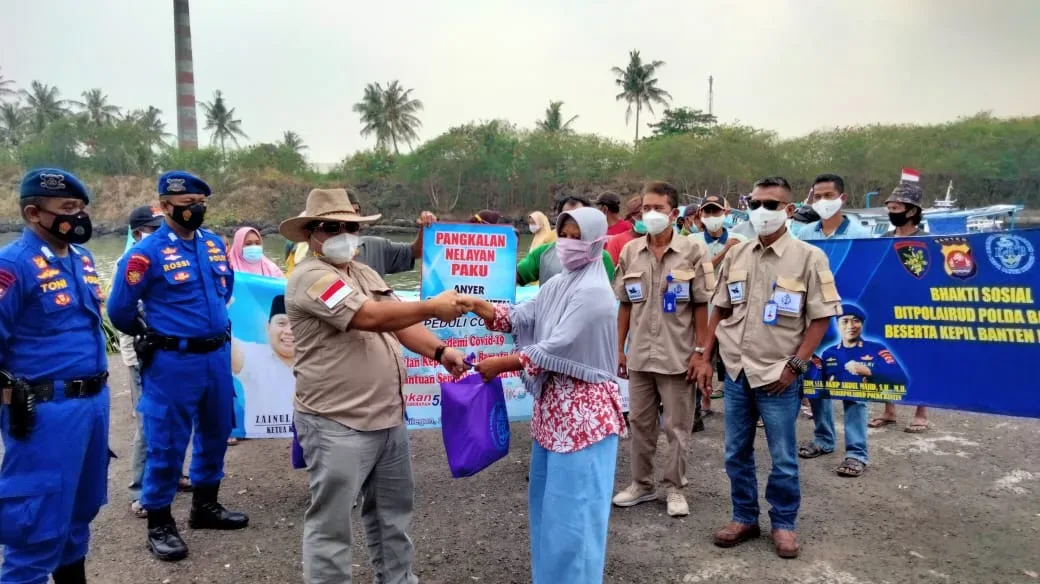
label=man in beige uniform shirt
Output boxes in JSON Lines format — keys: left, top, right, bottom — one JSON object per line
{"left": 612, "top": 181, "right": 715, "bottom": 518}
{"left": 281, "top": 188, "right": 469, "bottom": 584}
{"left": 694, "top": 176, "right": 842, "bottom": 559}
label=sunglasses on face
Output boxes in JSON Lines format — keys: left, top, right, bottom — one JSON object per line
{"left": 747, "top": 200, "right": 787, "bottom": 211}
{"left": 310, "top": 221, "right": 360, "bottom": 234}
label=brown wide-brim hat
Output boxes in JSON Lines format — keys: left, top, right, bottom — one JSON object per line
{"left": 279, "top": 188, "right": 382, "bottom": 242}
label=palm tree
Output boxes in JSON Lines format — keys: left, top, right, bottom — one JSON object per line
{"left": 0, "top": 67, "right": 16, "bottom": 101}
{"left": 127, "top": 106, "right": 171, "bottom": 148}
{"left": 536, "top": 101, "right": 578, "bottom": 133}
{"left": 281, "top": 130, "right": 307, "bottom": 153}
{"left": 0, "top": 103, "right": 27, "bottom": 146}
{"left": 200, "top": 90, "right": 248, "bottom": 158}
{"left": 611, "top": 50, "right": 672, "bottom": 143}
{"left": 73, "top": 89, "right": 120, "bottom": 126}
{"left": 352, "top": 81, "right": 423, "bottom": 154}
{"left": 21, "top": 81, "right": 68, "bottom": 133}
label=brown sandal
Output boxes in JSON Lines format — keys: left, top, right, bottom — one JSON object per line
{"left": 836, "top": 458, "right": 866, "bottom": 477}
{"left": 868, "top": 417, "right": 897, "bottom": 428}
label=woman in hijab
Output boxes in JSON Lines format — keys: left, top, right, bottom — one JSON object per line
{"left": 228, "top": 227, "right": 285, "bottom": 277}
{"left": 464, "top": 207, "right": 625, "bottom": 584}
{"left": 527, "top": 211, "right": 556, "bottom": 251}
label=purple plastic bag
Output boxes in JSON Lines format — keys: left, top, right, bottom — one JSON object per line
{"left": 290, "top": 422, "right": 306, "bottom": 470}
{"left": 440, "top": 373, "right": 511, "bottom": 478}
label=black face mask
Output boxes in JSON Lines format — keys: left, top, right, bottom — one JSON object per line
{"left": 888, "top": 211, "right": 911, "bottom": 227}
{"left": 169, "top": 202, "right": 206, "bottom": 231}
{"left": 41, "top": 210, "right": 93, "bottom": 244}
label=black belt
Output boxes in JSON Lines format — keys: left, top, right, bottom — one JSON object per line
{"left": 152, "top": 332, "right": 230, "bottom": 354}
{"left": 23, "top": 372, "right": 109, "bottom": 402}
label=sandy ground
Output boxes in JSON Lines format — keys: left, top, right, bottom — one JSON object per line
{"left": 3, "top": 362, "right": 1040, "bottom": 584}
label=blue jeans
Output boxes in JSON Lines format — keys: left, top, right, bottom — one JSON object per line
{"left": 723, "top": 372, "right": 800, "bottom": 531}
{"left": 807, "top": 398, "right": 869, "bottom": 464}
{"left": 529, "top": 436, "right": 617, "bottom": 584}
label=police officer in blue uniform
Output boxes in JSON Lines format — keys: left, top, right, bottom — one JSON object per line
{"left": 821, "top": 304, "right": 909, "bottom": 388}
{"left": 0, "top": 168, "right": 110, "bottom": 584}
{"left": 107, "top": 170, "right": 247, "bottom": 562}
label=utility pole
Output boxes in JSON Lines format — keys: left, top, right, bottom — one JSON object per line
{"left": 174, "top": 0, "right": 199, "bottom": 150}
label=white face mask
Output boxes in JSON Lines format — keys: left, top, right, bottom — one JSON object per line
{"left": 642, "top": 210, "right": 672, "bottom": 235}
{"left": 528, "top": 224, "right": 540, "bottom": 234}
{"left": 702, "top": 215, "right": 725, "bottom": 233}
{"left": 320, "top": 233, "right": 360, "bottom": 264}
{"left": 749, "top": 206, "right": 789, "bottom": 236}
{"left": 811, "top": 197, "right": 843, "bottom": 221}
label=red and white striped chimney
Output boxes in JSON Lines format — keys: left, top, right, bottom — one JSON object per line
{"left": 174, "top": 0, "right": 199, "bottom": 150}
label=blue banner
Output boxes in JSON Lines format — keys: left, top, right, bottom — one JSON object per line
{"left": 803, "top": 229, "right": 1040, "bottom": 419}
{"left": 408, "top": 223, "right": 527, "bottom": 428}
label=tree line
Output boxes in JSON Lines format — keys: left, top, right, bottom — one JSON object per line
{"left": 2, "top": 59, "right": 1038, "bottom": 220}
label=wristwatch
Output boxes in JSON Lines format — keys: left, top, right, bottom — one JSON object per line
{"left": 787, "top": 356, "right": 809, "bottom": 374}
{"left": 694, "top": 346, "right": 707, "bottom": 355}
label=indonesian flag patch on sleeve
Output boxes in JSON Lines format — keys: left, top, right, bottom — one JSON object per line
{"left": 307, "top": 273, "right": 353, "bottom": 309}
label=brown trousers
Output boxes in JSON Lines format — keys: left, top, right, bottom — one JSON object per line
{"left": 628, "top": 370, "right": 695, "bottom": 489}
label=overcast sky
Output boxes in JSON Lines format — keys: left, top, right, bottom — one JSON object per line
{"left": 3, "top": 0, "right": 1039, "bottom": 164}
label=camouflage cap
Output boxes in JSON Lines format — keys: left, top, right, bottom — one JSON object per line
{"left": 885, "top": 181, "right": 924, "bottom": 207}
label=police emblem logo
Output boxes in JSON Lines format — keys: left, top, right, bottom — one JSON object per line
{"left": 985, "top": 234, "right": 1035, "bottom": 276}
{"left": 182, "top": 209, "right": 192, "bottom": 221}
{"left": 165, "top": 177, "right": 187, "bottom": 193}
{"left": 58, "top": 222, "right": 71, "bottom": 235}
{"left": 36, "top": 268, "right": 60, "bottom": 280}
{"left": 894, "top": 240, "right": 930, "bottom": 279}
{"left": 39, "top": 173, "right": 66, "bottom": 190}
{"left": 936, "top": 237, "right": 977, "bottom": 280}
{"left": 173, "top": 271, "right": 190, "bottom": 282}
{"left": 32, "top": 256, "right": 47, "bottom": 269}
{"left": 207, "top": 247, "right": 221, "bottom": 255}
{"left": 161, "top": 247, "right": 178, "bottom": 255}
{"left": 54, "top": 293, "right": 71, "bottom": 306}
{"left": 81, "top": 255, "right": 96, "bottom": 273}
{"left": 206, "top": 240, "right": 216, "bottom": 248}
{"left": 125, "top": 254, "right": 150, "bottom": 285}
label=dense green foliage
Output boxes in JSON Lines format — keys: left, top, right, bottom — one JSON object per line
{"left": 0, "top": 68, "right": 1037, "bottom": 218}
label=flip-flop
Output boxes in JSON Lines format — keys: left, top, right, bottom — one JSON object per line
{"left": 798, "top": 442, "right": 834, "bottom": 459}
{"left": 904, "top": 422, "right": 930, "bottom": 434}
{"left": 868, "top": 417, "right": 897, "bottom": 428}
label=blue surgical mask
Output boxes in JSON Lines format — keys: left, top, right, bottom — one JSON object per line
{"left": 242, "top": 245, "right": 265, "bottom": 263}
{"left": 633, "top": 219, "right": 648, "bottom": 235}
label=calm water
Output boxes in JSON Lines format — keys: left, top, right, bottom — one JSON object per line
{"left": 0, "top": 230, "right": 535, "bottom": 291}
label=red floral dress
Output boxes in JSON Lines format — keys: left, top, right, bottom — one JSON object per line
{"left": 490, "top": 304, "right": 627, "bottom": 454}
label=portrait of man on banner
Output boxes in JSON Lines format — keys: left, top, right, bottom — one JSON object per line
{"left": 231, "top": 294, "right": 296, "bottom": 437}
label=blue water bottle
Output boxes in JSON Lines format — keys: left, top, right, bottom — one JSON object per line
{"left": 663, "top": 275, "right": 677, "bottom": 313}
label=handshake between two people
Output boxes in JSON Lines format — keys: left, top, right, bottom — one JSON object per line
{"left": 420, "top": 291, "right": 498, "bottom": 380}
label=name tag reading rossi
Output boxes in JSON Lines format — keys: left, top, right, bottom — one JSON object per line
{"left": 727, "top": 281, "right": 745, "bottom": 304}
{"left": 773, "top": 289, "right": 804, "bottom": 315}
{"left": 626, "top": 282, "right": 645, "bottom": 302}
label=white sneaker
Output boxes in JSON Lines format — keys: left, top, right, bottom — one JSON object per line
{"left": 612, "top": 483, "right": 658, "bottom": 507}
{"left": 666, "top": 488, "right": 689, "bottom": 517}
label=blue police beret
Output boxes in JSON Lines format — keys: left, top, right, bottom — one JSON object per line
{"left": 157, "top": 170, "right": 211, "bottom": 197}
{"left": 19, "top": 168, "right": 90, "bottom": 203}
{"left": 839, "top": 303, "right": 867, "bottom": 322}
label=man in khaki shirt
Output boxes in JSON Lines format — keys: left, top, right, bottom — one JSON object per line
{"left": 611, "top": 181, "right": 715, "bottom": 518}
{"left": 281, "top": 188, "right": 468, "bottom": 584}
{"left": 694, "top": 176, "right": 842, "bottom": 559}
